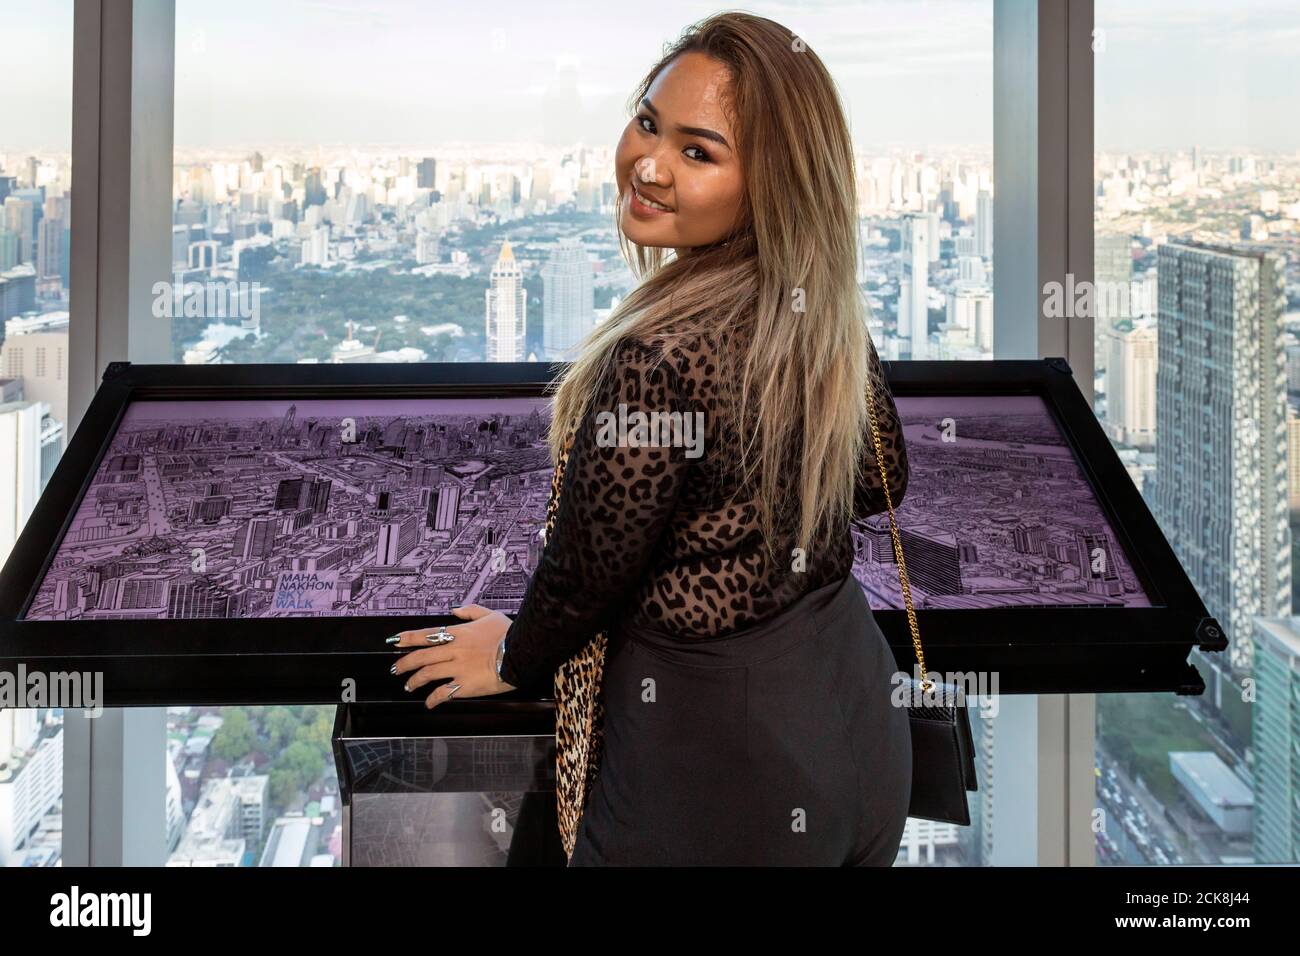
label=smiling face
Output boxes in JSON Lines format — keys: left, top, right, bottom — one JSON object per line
{"left": 615, "top": 51, "right": 746, "bottom": 250}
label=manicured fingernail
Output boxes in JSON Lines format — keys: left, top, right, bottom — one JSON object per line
{"left": 385, "top": 635, "right": 401, "bottom": 644}
{"left": 389, "top": 663, "right": 397, "bottom": 674}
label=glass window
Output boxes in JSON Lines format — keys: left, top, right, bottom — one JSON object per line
{"left": 0, "top": 0, "right": 73, "bottom": 868}
{"left": 168, "top": 0, "right": 995, "bottom": 865}
{"left": 1094, "top": 0, "right": 1298, "bottom": 865}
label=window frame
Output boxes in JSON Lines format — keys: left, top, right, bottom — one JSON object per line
{"left": 59, "top": 0, "right": 1100, "bottom": 867}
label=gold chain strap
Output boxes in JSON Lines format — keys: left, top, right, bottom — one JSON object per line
{"left": 543, "top": 431, "right": 573, "bottom": 543}
{"left": 863, "top": 371, "right": 931, "bottom": 693}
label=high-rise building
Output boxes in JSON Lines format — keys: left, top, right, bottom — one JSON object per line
{"left": 2, "top": 197, "right": 35, "bottom": 263}
{"left": 1, "top": 311, "right": 69, "bottom": 427}
{"left": 417, "top": 157, "right": 436, "bottom": 190}
{"left": 0, "top": 399, "right": 45, "bottom": 566}
{"left": 898, "top": 213, "right": 931, "bottom": 360}
{"left": 273, "top": 476, "right": 331, "bottom": 513}
{"left": 1104, "top": 319, "right": 1156, "bottom": 448}
{"left": 1250, "top": 617, "right": 1300, "bottom": 863}
{"left": 976, "top": 189, "right": 993, "bottom": 259}
{"left": 1095, "top": 234, "right": 1134, "bottom": 376}
{"left": 0, "top": 229, "right": 19, "bottom": 271}
{"left": 541, "top": 237, "right": 594, "bottom": 361}
{"left": 1288, "top": 407, "right": 1300, "bottom": 516}
{"left": 0, "top": 264, "right": 37, "bottom": 325}
{"left": 1154, "top": 239, "right": 1289, "bottom": 671}
{"left": 36, "top": 194, "right": 69, "bottom": 284}
{"left": 945, "top": 288, "right": 993, "bottom": 353}
{"left": 377, "top": 513, "right": 419, "bottom": 565}
{"left": 427, "top": 482, "right": 461, "bottom": 531}
{"left": 486, "top": 240, "right": 526, "bottom": 362}
{"left": 166, "top": 576, "right": 235, "bottom": 618}
{"left": 0, "top": 709, "right": 62, "bottom": 866}
{"left": 233, "top": 516, "right": 278, "bottom": 559}
{"left": 304, "top": 167, "right": 327, "bottom": 208}
{"left": 172, "top": 224, "right": 190, "bottom": 270}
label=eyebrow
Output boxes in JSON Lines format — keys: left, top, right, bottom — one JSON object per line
{"left": 640, "top": 97, "right": 731, "bottom": 151}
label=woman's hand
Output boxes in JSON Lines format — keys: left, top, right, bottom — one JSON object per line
{"left": 389, "top": 604, "right": 518, "bottom": 709}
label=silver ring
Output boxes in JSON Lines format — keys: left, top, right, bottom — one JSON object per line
{"left": 445, "top": 683, "right": 462, "bottom": 699}
{"left": 426, "top": 626, "right": 454, "bottom": 644}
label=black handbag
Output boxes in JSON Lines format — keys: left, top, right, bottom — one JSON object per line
{"left": 865, "top": 377, "right": 979, "bottom": 826}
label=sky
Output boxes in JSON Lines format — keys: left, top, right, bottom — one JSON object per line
{"left": 1, "top": 0, "right": 1297, "bottom": 154}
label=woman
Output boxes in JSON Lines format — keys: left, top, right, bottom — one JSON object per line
{"left": 390, "top": 11, "right": 912, "bottom": 866}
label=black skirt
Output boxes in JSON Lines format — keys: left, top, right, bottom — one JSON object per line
{"left": 568, "top": 572, "right": 912, "bottom": 866}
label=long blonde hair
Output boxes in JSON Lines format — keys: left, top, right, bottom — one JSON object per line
{"left": 546, "top": 10, "right": 871, "bottom": 563}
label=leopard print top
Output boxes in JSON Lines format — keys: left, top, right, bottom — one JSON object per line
{"left": 497, "top": 329, "right": 908, "bottom": 690}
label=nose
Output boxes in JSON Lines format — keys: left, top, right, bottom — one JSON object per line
{"left": 635, "top": 155, "right": 670, "bottom": 187}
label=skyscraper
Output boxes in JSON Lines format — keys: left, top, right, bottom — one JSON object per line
{"left": 541, "top": 237, "right": 595, "bottom": 361}
{"left": 36, "top": 195, "right": 69, "bottom": 284}
{"left": 1154, "top": 239, "right": 1289, "bottom": 671}
{"left": 486, "top": 240, "right": 526, "bottom": 362}
{"left": 1095, "top": 234, "right": 1134, "bottom": 376}
{"left": 976, "top": 189, "right": 993, "bottom": 260}
{"left": 417, "top": 157, "right": 436, "bottom": 190}
{"left": 899, "top": 213, "right": 931, "bottom": 360}
{"left": 0, "top": 311, "right": 69, "bottom": 427}
{"left": 1250, "top": 616, "right": 1300, "bottom": 862}
{"left": 0, "top": 399, "right": 44, "bottom": 566}
{"left": 1105, "top": 319, "right": 1156, "bottom": 448}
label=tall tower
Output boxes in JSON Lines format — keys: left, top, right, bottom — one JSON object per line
{"left": 1154, "top": 239, "right": 1289, "bottom": 672}
{"left": 1094, "top": 233, "right": 1134, "bottom": 376}
{"left": 277, "top": 404, "right": 297, "bottom": 446}
{"left": 541, "top": 237, "right": 595, "bottom": 361}
{"left": 976, "top": 189, "right": 993, "bottom": 259}
{"left": 898, "top": 213, "right": 930, "bottom": 360}
{"left": 486, "top": 240, "right": 526, "bottom": 362}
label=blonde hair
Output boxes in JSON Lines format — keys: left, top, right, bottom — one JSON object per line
{"left": 546, "top": 10, "right": 871, "bottom": 563}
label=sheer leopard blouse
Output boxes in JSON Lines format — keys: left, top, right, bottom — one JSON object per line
{"left": 498, "top": 332, "right": 909, "bottom": 690}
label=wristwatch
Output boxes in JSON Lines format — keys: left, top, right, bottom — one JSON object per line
{"left": 495, "top": 634, "right": 509, "bottom": 684}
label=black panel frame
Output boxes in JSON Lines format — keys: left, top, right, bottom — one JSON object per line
{"left": 0, "top": 358, "right": 1224, "bottom": 704}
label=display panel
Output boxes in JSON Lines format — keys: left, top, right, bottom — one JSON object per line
{"left": 0, "top": 359, "right": 1225, "bottom": 700}
{"left": 24, "top": 397, "right": 554, "bottom": 621}
{"left": 24, "top": 392, "right": 1152, "bottom": 621}
{"left": 855, "top": 395, "right": 1153, "bottom": 610}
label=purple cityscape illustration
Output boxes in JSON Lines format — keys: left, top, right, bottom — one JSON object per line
{"left": 25, "top": 397, "right": 557, "bottom": 621}
{"left": 23, "top": 392, "right": 1149, "bottom": 622}
{"left": 852, "top": 394, "right": 1151, "bottom": 610}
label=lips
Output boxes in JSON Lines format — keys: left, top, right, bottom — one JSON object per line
{"left": 629, "top": 181, "right": 673, "bottom": 212}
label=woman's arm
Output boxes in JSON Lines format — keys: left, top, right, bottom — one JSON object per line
{"left": 499, "top": 338, "right": 695, "bottom": 689}
{"left": 854, "top": 334, "right": 909, "bottom": 517}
